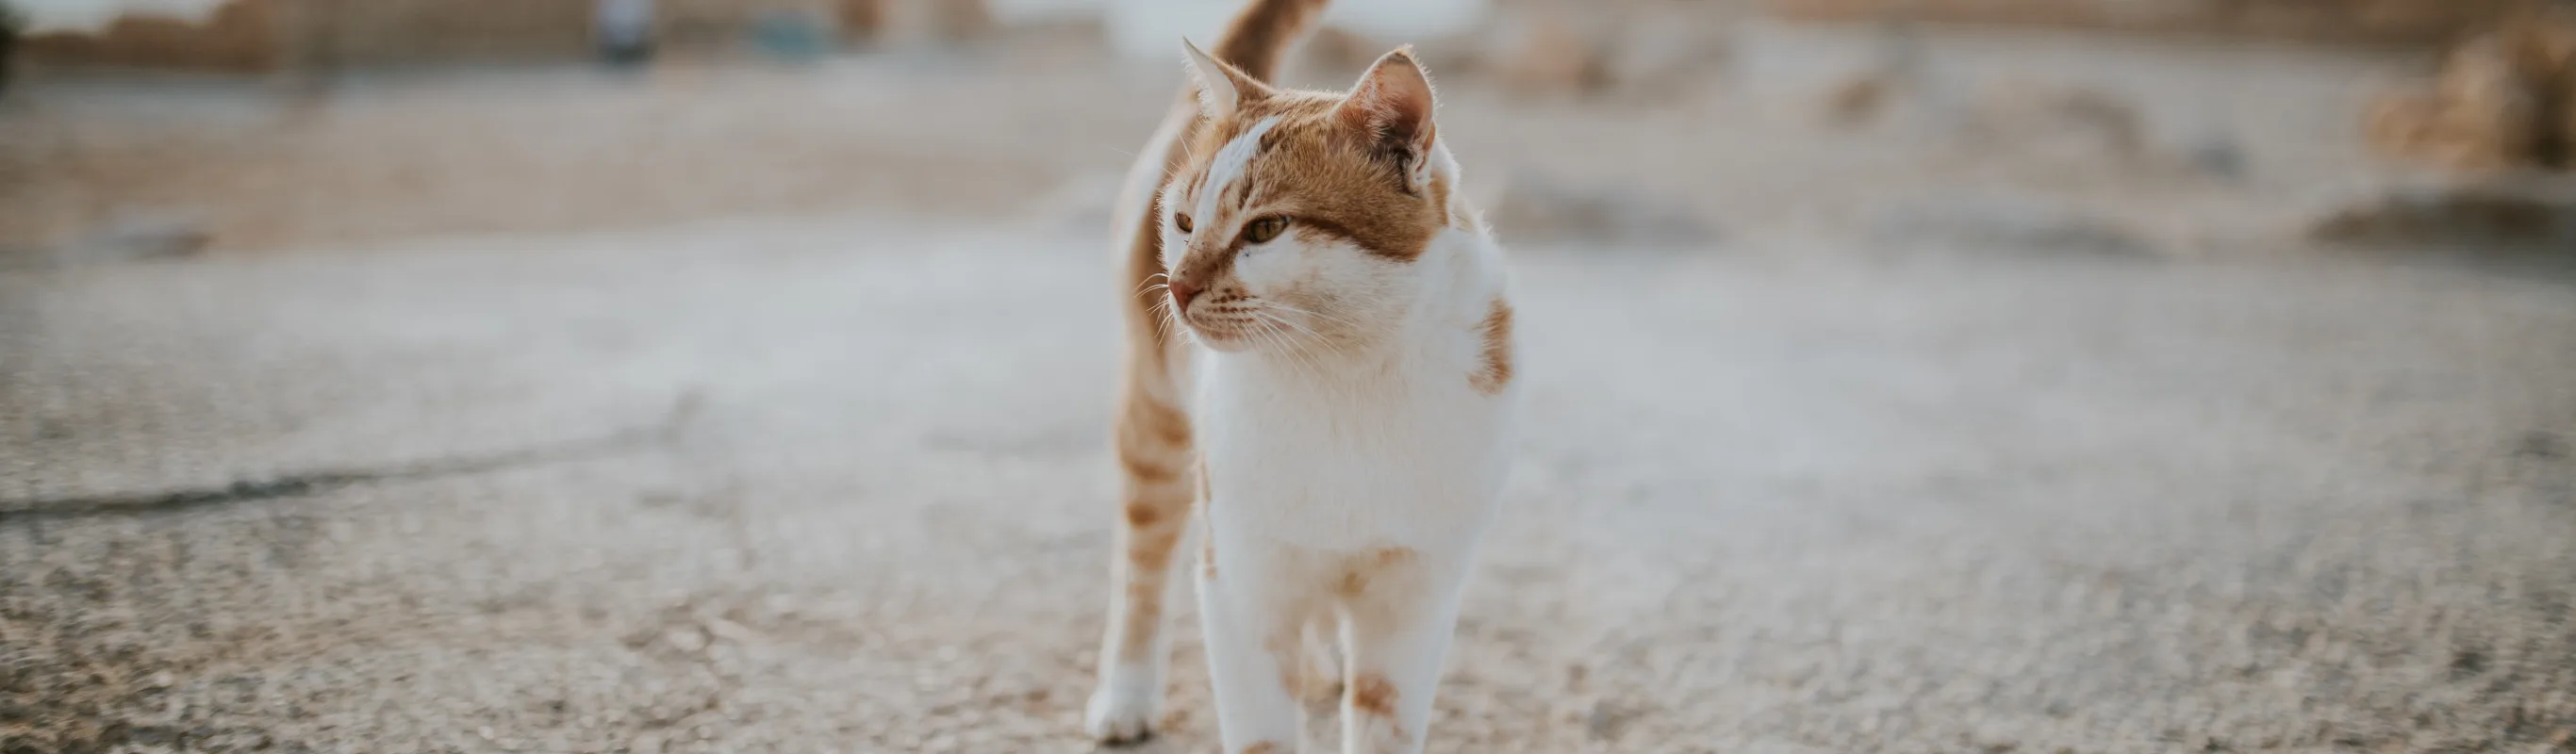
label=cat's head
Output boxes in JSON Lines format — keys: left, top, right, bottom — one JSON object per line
{"left": 1157, "top": 41, "right": 1460, "bottom": 354}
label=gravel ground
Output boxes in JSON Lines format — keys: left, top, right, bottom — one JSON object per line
{"left": 3, "top": 22, "right": 2574, "bottom": 754}
{"left": 3, "top": 220, "right": 2572, "bottom": 753}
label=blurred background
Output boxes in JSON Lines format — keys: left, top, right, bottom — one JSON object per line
{"left": 1, "top": 0, "right": 2571, "bottom": 752}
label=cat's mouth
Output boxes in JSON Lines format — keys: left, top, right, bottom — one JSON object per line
{"left": 1176, "top": 297, "right": 1274, "bottom": 352}
{"left": 1180, "top": 312, "right": 1263, "bottom": 352}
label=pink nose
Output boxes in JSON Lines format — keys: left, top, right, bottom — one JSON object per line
{"left": 1167, "top": 278, "right": 1202, "bottom": 311}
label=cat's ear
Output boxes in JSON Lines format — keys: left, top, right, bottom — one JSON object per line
{"left": 1182, "top": 39, "right": 1268, "bottom": 120}
{"left": 1335, "top": 46, "right": 1440, "bottom": 188}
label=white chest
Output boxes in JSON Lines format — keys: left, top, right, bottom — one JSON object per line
{"left": 1193, "top": 348, "right": 1515, "bottom": 549}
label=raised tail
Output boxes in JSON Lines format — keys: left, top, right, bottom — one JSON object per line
{"left": 1207, "top": 0, "right": 1333, "bottom": 85}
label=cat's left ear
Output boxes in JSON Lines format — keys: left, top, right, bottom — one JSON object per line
{"left": 1182, "top": 39, "right": 1271, "bottom": 121}
{"left": 1335, "top": 46, "right": 1440, "bottom": 191}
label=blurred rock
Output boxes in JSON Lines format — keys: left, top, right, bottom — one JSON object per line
{"left": 2308, "top": 183, "right": 2576, "bottom": 250}
{"left": 2365, "top": 7, "right": 2576, "bottom": 172}
{"left": 1489, "top": 170, "right": 1716, "bottom": 246}
{"left": 2401, "top": 35, "right": 2540, "bottom": 170}
{"left": 1870, "top": 197, "right": 2155, "bottom": 256}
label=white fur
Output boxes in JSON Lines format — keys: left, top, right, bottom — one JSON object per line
{"left": 1182, "top": 40, "right": 1241, "bottom": 120}
{"left": 1196, "top": 116, "right": 1283, "bottom": 236}
{"left": 1165, "top": 140, "right": 1516, "bottom": 752}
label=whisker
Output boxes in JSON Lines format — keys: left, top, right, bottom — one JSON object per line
{"left": 1248, "top": 320, "right": 1308, "bottom": 385}
{"left": 1260, "top": 301, "right": 1365, "bottom": 330}
{"left": 1148, "top": 297, "right": 1180, "bottom": 338}
{"left": 1251, "top": 311, "right": 1329, "bottom": 385}
{"left": 1254, "top": 304, "right": 1358, "bottom": 365}
{"left": 1261, "top": 308, "right": 1328, "bottom": 340}
{"left": 1255, "top": 303, "right": 1369, "bottom": 363}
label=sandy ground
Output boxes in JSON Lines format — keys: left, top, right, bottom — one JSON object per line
{"left": 3, "top": 21, "right": 2574, "bottom": 754}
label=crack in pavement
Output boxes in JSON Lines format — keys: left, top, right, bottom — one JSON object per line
{"left": 0, "top": 391, "right": 703, "bottom": 523}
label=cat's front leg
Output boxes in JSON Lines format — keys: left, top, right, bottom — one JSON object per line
{"left": 1336, "top": 550, "right": 1472, "bottom": 754}
{"left": 1197, "top": 546, "right": 1310, "bottom": 754}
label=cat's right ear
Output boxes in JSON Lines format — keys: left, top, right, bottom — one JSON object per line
{"left": 1335, "top": 46, "right": 1441, "bottom": 191}
{"left": 1182, "top": 39, "right": 1266, "bottom": 120}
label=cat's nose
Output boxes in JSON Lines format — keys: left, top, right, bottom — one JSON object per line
{"left": 1167, "top": 278, "right": 1202, "bottom": 311}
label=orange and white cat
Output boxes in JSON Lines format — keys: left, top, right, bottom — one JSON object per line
{"left": 1086, "top": 1, "right": 1517, "bottom": 752}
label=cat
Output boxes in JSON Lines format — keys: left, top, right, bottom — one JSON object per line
{"left": 1085, "top": 1, "right": 1518, "bottom": 752}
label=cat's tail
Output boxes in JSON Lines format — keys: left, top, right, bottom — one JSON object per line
{"left": 1205, "top": 0, "right": 1332, "bottom": 85}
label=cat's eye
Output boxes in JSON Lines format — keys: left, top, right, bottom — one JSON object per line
{"left": 1173, "top": 213, "right": 1194, "bottom": 234}
{"left": 1242, "top": 216, "right": 1289, "bottom": 244}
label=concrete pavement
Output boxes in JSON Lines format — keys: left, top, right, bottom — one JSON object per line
{"left": 2, "top": 221, "right": 2572, "bottom": 752}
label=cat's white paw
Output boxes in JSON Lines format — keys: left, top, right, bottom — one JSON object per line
{"left": 1084, "top": 678, "right": 1162, "bottom": 745}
